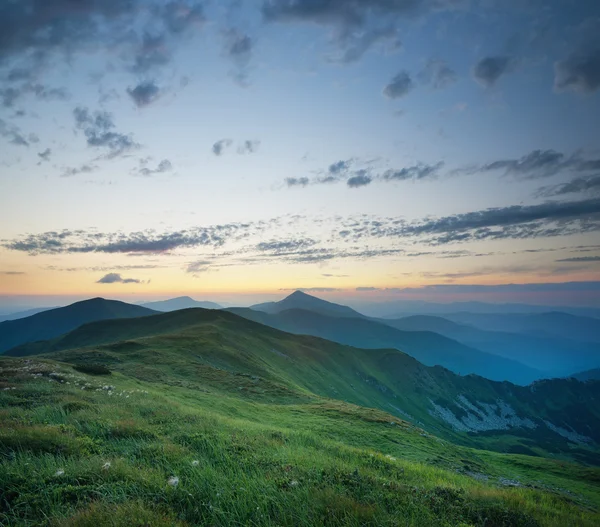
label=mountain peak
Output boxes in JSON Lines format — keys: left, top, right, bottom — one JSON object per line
{"left": 287, "top": 290, "right": 313, "bottom": 299}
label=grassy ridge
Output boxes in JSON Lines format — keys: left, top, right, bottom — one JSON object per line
{"left": 8, "top": 308, "right": 600, "bottom": 461}
{"left": 1, "top": 357, "right": 599, "bottom": 526}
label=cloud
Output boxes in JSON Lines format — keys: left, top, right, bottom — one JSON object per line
{"left": 347, "top": 171, "right": 373, "bottom": 188}
{"left": 97, "top": 273, "right": 142, "bottom": 284}
{"left": 127, "top": 81, "right": 161, "bottom": 107}
{"left": 555, "top": 256, "right": 600, "bottom": 263}
{"left": 279, "top": 287, "right": 341, "bottom": 293}
{"left": 0, "top": 83, "right": 69, "bottom": 108}
{"left": 285, "top": 177, "right": 310, "bottom": 187}
{"left": 419, "top": 59, "right": 457, "bottom": 89}
{"left": 473, "top": 56, "right": 513, "bottom": 87}
{"left": 73, "top": 107, "right": 139, "bottom": 158}
{"left": 0, "top": 271, "right": 25, "bottom": 275}
{"left": 383, "top": 71, "right": 413, "bottom": 99}
{"left": 372, "top": 197, "right": 600, "bottom": 245}
{"left": 238, "top": 140, "right": 261, "bottom": 154}
{"left": 463, "top": 149, "right": 600, "bottom": 181}
{"left": 554, "top": 49, "right": 600, "bottom": 94}
{"left": 257, "top": 238, "right": 318, "bottom": 253}
{"left": 286, "top": 159, "right": 443, "bottom": 188}
{"left": 37, "top": 148, "right": 51, "bottom": 162}
{"left": 333, "top": 26, "right": 401, "bottom": 64}
{"left": 60, "top": 164, "right": 98, "bottom": 178}
{"left": 136, "top": 158, "right": 173, "bottom": 177}
{"left": 0, "top": 118, "right": 31, "bottom": 147}
{"left": 3, "top": 222, "right": 254, "bottom": 255}
{"left": 536, "top": 175, "right": 600, "bottom": 197}
{"left": 0, "top": 1, "right": 205, "bottom": 81}
{"left": 356, "top": 286, "right": 380, "bottom": 291}
{"left": 382, "top": 162, "right": 443, "bottom": 181}
{"left": 223, "top": 28, "right": 253, "bottom": 85}
{"left": 212, "top": 139, "right": 233, "bottom": 156}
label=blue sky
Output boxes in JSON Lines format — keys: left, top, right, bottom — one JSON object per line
{"left": 0, "top": 0, "right": 599, "bottom": 307}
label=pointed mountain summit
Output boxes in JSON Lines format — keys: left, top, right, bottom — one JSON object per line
{"left": 0, "top": 298, "right": 156, "bottom": 353}
{"left": 251, "top": 290, "right": 365, "bottom": 318}
{"left": 140, "top": 296, "right": 222, "bottom": 312}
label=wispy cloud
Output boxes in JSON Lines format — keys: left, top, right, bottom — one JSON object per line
{"left": 96, "top": 273, "right": 143, "bottom": 284}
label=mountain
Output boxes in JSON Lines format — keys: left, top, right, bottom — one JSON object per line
{"left": 140, "top": 296, "right": 222, "bottom": 312}
{"left": 0, "top": 306, "right": 57, "bottom": 322}
{"left": 441, "top": 311, "right": 600, "bottom": 343}
{"left": 356, "top": 299, "right": 600, "bottom": 318}
{"left": 2, "top": 310, "right": 599, "bottom": 525}
{"left": 251, "top": 290, "right": 365, "bottom": 318}
{"left": 4, "top": 307, "right": 599, "bottom": 462}
{"left": 385, "top": 315, "right": 600, "bottom": 376}
{"left": 226, "top": 307, "right": 542, "bottom": 385}
{"left": 0, "top": 298, "right": 156, "bottom": 353}
{"left": 571, "top": 368, "right": 600, "bottom": 382}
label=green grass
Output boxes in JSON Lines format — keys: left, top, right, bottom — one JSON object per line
{"left": 1, "top": 356, "right": 599, "bottom": 526}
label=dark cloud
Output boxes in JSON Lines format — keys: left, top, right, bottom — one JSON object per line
{"left": 0, "top": 1, "right": 205, "bottom": 81}
{"left": 463, "top": 150, "right": 600, "bottom": 181}
{"left": 0, "top": 83, "right": 69, "bottom": 108}
{"left": 97, "top": 273, "right": 142, "bottom": 284}
{"left": 333, "top": 26, "right": 401, "bottom": 64}
{"left": 356, "top": 286, "right": 379, "bottom": 291}
{"left": 37, "top": 148, "right": 51, "bottom": 162}
{"left": 383, "top": 71, "right": 413, "bottom": 99}
{"left": 287, "top": 159, "right": 443, "bottom": 188}
{"left": 382, "top": 162, "right": 443, "bottom": 181}
{"left": 418, "top": 59, "right": 457, "bottom": 89}
{"left": 536, "top": 175, "right": 600, "bottom": 198}
{"left": 212, "top": 139, "right": 233, "bottom": 156}
{"left": 238, "top": 140, "right": 261, "bottom": 154}
{"left": 223, "top": 28, "right": 253, "bottom": 86}
{"left": 0, "top": 271, "right": 25, "bottom": 275}
{"left": 368, "top": 197, "right": 600, "bottom": 245}
{"left": 554, "top": 49, "right": 600, "bottom": 94}
{"left": 473, "top": 56, "right": 513, "bottom": 87}
{"left": 136, "top": 158, "right": 173, "bottom": 177}
{"left": 73, "top": 107, "right": 138, "bottom": 158}
{"left": 555, "top": 255, "right": 600, "bottom": 263}
{"left": 127, "top": 81, "right": 161, "bottom": 107}
{"left": 347, "top": 171, "right": 373, "bottom": 188}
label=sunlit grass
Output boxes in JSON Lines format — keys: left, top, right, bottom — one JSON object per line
{"left": 1, "top": 357, "right": 599, "bottom": 526}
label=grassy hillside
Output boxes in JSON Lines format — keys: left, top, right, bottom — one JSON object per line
{"left": 385, "top": 315, "right": 600, "bottom": 376}
{"left": 0, "top": 298, "right": 157, "bottom": 353}
{"left": 571, "top": 368, "right": 600, "bottom": 382}
{"left": 5, "top": 308, "right": 600, "bottom": 464}
{"left": 1, "top": 356, "right": 600, "bottom": 525}
{"left": 228, "top": 307, "right": 542, "bottom": 385}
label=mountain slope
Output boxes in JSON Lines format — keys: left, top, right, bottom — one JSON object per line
{"left": 0, "top": 298, "right": 156, "bottom": 353}
{"left": 227, "top": 307, "right": 542, "bottom": 385}
{"left": 385, "top": 315, "right": 600, "bottom": 376}
{"left": 140, "top": 296, "right": 222, "bottom": 311}
{"left": 5, "top": 307, "right": 599, "bottom": 465}
{"left": 3, "top": 347, "right": 599, "bottom": 526}
{"left": 251, "top": 290, "right": 364, "bottom": 318}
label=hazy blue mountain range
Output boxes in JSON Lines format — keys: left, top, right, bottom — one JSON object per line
{"left": 228, "top": 306, "right": 542, "bottom": 385}
{"left": 0, "top": 306, "right": 57, "bottom": 322}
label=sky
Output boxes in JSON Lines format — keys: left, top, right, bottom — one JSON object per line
{"left": 0, "top": 0, "right": 600, "bottom": 309}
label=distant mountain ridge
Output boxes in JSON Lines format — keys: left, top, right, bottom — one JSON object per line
{"left": 0, "top": 306, "right": 57, "bottom": 322}
{"left": 229, "top": 306, "right": 542, "bottom": 385}
{"left": 140, "top": 296, "right": 221, "bottom": 312}
{"left": 0, "top": 298, "right": 156, "bottom": 353}
{"left": 251, "top": 290, "right": 365, "bottom": 318}
{"left": 386, "top": 315, "right": 600, "bottom": 376}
